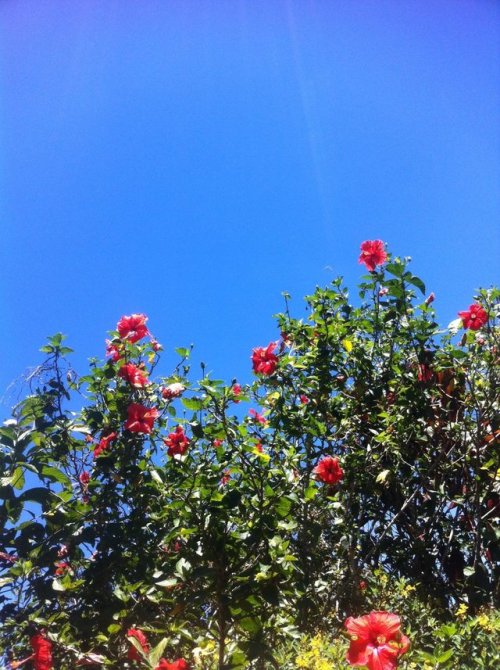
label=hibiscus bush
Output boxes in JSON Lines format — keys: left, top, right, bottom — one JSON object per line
{"left": 0, "top": 242, "right": 498, "bottom": 670}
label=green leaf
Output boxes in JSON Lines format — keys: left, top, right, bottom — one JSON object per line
{"left": 386, "top": 262, "right": 404, "bottom": 278}
{"left": 148, "top": 638, "right": 169, "bottom": 668}
{"left": 376, "top": 469, "right": 390, "bottom": 484}
{"left": 239, "top": 616, "right": 261, "bottom": 634}
{"left": 107, "top": 623, "right": 121, "bottom": 634}
{"left": 19, "top": 488, "right": 53, "bottom": 505}
{"left": 128, "top": 635, "right": 148, "bottom": 660}
{"left": 52, "top": 579, "right": 66, "bottom": 591}
{"left": 41, "top": 465, "right": 71, "bottom": 486}
{"left": 303, "top": 486, "right": 317, "bottom": 501}
{"left": 182, "top": 398, "right": 204, "bottom": 411}
{"left": 156, "top": 578, "right": 178, "bottom": 588}
{"left": 175, "top": 557, "right": 191, "bottom": 578}
{"left": 113, "top": 586, "right": 129, "bottom": 602}
{"left": 275, "top": 497, "right": 292, "bottom": 517}
{"left": 12, "top": 466, "right": 25, "bottom": 490}
{"left": 407, "top": 274, "right": 426, "bottom": 294}
{"left": 191, "top": 422, "right": 204, "bottom": 438}
{"left": 437, "top": 649, "right": 454, "bottom": 664}
{"left": 150, "top": 469, "right": 163, "bottom": 484}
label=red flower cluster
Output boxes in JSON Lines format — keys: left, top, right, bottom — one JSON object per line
{"left": 345, "top": 611, "right": 410, "bottom": 670}
{"left": 458, "top": 303, "right": 488, "bottom": 330}
{"left": 30, "top": 633, "right": 53, "bottom": 670}
{"left": 117, "top": 313, "right": 149, "bottom": 343}
{"left": 232, "top": 383, "right": 242, "bottom": 402}
{"left": 156, "top": 660, "right": 190, "bottom": 670}
{"left": 359, "top": 240, "right": 387, "bottom": 272}
{"left": 251, "top": 342, "right": 278, "bottom": 375}
{"left": 125, "top": 404, "right": 158, "bottom": 434}
{"left": 127, "top": 628, "right": 150, "bottom": 662}
{"left": 314, "top": 456, "right": 344, "bottom": 485}
{"left": 164, "top": 426, "right": 190, "bottom": 457}
{"left": 118, "top": 363, "right": 149, "bottom": 387}
{"left": 94, "top": 431, "right": 117, "bottom": 458}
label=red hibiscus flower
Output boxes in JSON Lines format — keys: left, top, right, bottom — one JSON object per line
{"left": 118, "top": 363, "right": 149, "bottom": 387}
{"left": 232, "top": 384, "right": 242, "bottom": 402}
{"left": 105, "top": 339, "right": 122, "bottom": 362}
{"left": 30, "top": 633, "right": 53, "bottom": 670}
{"left": 79, "top": 471, "right": 90, "bottom": 487}
{"left": 54, "top": 561, "right": 70, "bottom": 576}
{"left": 220, "top": 469, "right": 231, "bottom": 485}
{"left": 151, "top": 339, "right": 162, "bottom": 352}
{"left": 417, "top": 363, "right": 433, "bottom": 383}
{"left": 251, "top": 342, "right": 278, "bottom": 375}
{"left": 249, "top": 409, "right": 266, "bottom": 425}
{"left": 156, "top": 659, "right": 190, "bottom": 670}
{"left": 345, "top": 611, "right": 410, "bottom": 670}
{"left": 117, "top": 314, "right": 149, "bottom": 343}
{"left": 127, "top": 628, "right": 150, "bottom": 662}
{"left": 458, "top": 303, "right": 488, "bottom": 330}
{"left": 163, "top": 426, "right": 190, "bottom": 456}
{"left": 94, "top": 431, "right": 117, "bottom": 458}
{"left": 124, "top": 404, "right": 158, "bottom": 434}
{"left": 358, "top": 240, "right": 387, "bottom": 272}
{"left": 161, "top": 383, "right": 186, "bottom": 400}
{"left": 299, "top": 394, "right": 309, "bottom": 404}
{"left": 213, "top": 439, "right": 223, "bottom": 448}
{"left": 314, "top": 456, "right": 344, "bottom": 485}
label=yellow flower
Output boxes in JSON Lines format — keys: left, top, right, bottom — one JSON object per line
{"left": 456, "top": 603, "right": 468, "bottom": 618}
{"left": 294, "top": 634, "right": 335, "bottom": 670}
{"left": 401, "top": 584, "right": 416, "bottom": 598}
{"left": 475, "top": 613, "right": 491, "bottom": 630}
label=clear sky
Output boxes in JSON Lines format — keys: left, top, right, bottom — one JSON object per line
{"left": 0, "top": 0, "right": 499, "bottom": 405}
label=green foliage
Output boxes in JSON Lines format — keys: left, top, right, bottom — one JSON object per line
{"left": 0, "top": 252, "right": 498, "bottom": 669}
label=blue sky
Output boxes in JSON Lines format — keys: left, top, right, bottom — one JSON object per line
{"left": 0, "top": 0, "right": 499, "bottom": 405}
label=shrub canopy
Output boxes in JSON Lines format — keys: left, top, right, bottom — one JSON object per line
{"left": 0, "top": 247, "right": 498, "bottom": 669}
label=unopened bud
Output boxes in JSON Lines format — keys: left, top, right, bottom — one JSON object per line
{"left": 424, "top": 292, "right": 435, "bottom": 306}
